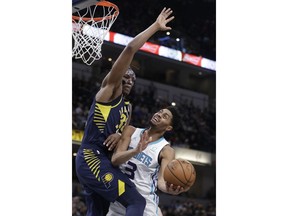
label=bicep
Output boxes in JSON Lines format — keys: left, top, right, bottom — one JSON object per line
{"left": 158, "top": 146, "right": 175, "bottom": 180}
{"left": 107, "top": 47, "right": 134, "bottom": 84}
{"left": 95, "top": 82, "right": 122, "bottom": 102}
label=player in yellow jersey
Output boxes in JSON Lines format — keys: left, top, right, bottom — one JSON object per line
{"left": 103, "top": 67, "right": 136, "bottom": 151}
{"left": 75, "top": 8, "right": 175, "bottom": 216}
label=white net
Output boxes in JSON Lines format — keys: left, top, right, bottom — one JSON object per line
{"left": 72, "top": 1, "right": 119, "bottom": 65}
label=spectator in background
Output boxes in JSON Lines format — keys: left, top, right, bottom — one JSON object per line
{"left": 72, "top": 196, "right": 87, "bottom": 216}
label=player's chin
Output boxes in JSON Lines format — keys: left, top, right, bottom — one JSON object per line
{"left": 123, "top": 87, "right": 132, "bottom": 96}
{"left": 149, "top": 120, "right": 157, "bottom": 126}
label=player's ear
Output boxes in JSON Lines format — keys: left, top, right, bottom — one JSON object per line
{"left": 166, "top": 125, "right": 173, "bottom": 132}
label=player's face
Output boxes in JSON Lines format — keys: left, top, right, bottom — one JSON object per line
{"left": 122, "top": 70, "right": 136, "bottom": 96}
{"left": 150, "top": 109, "right": 173, "bottom": 131}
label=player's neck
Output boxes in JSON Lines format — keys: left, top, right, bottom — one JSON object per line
{"left": 146, "top": 127, "right": 164, "bottom": 141}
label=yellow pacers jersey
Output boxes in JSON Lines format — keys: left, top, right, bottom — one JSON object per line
{"left": 81, "top": 95, "right": 130, "bottom": 151}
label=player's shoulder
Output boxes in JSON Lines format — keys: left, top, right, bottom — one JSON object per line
{"left": 161, "top": 144, "right": 175, "bottom": 155}
{"left": 126, "top": 125, "right": 136, "bottom": 130}
{"left": 158, "top": 144, "right": 175, "bottom": 163}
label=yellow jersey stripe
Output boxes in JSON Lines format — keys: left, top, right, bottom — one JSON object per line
{"left": 118, "top": 180, "right": 125, "bottom": 196}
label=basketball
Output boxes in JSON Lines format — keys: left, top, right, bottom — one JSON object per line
{"left": 164, "top": 159, "right": 196, "bottom": 189}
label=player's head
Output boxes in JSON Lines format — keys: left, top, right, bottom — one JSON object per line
{"left": 150, "top": 106, "right": 181, "bottom": 132}
{"left": 166, "top": 106, "right": 181, "bottom": 130}
{"left": 122, "top": 67, "right": 136, "bottom": 96}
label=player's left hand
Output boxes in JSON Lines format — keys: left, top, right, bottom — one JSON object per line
{"left": 104, "top": 133, "right": 121, "bottom": 151}
{"left": 155, "top": 7, "right": 175, "bottom": 31}
{"left": 136, "top": 130, "right": 152, "bottom": 153}
{"left": 166, "top": 182, "right": 189, "bottom": 195}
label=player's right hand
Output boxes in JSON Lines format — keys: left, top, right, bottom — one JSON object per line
{"left": 104, "top": 133, "right": 121, "bottom": 151}
{"left": 166, "top": 182, "right": 188, "bottom": 195}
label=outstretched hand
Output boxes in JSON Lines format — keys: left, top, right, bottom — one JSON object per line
{"left": 136, "top": 130, "right": 152, "bottom": 153}
{"left": 166, "top": 182, "right": 190, "bottom": 195}
{"left": 155, "top": 7, "right": 175, "bottom": 31}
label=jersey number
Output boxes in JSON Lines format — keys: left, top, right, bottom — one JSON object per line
{"left": 124, "top": 161, "right": 137, "bottom": 179}
{"left": 116, "top": 106, "right": 129, "bottom": 133}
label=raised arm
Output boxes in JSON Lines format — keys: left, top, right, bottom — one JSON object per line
{"left": 111, "top": 128, "right": 152, "bottom": 166}
{"left": 96, "top": 7, "right": 175, "bottom": 103}
{"left": 126, "top": 103, "right": 132, "bottom": 125}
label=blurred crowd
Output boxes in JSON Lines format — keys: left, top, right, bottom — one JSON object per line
{"left": 72, "top": 75, "right": 216, "bottom": 153}
{"left": 72, "top": 196, "right": 87, "bottom": 216}
{"left": 113, "top": 0, "right": 216, "bottom": 60}
{"left": 160, "top": 199, "right": 216, "bottom": 216}
{"left": 72, "top": 195, "right": 216, "bottom": 216}
{"left": 72, "top": 183, "right": 216, "bottom": 216}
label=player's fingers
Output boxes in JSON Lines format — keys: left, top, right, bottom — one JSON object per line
{"left": 164, "top": 8, "right": 171, "bottom": 13}
{"left": 167, "top": 183, "right": 175, "bottom": 192}
{"left": 110, "top": 139, "right": 118, "bottom": 149}
{"left": 176, "top": 186, "right": 182, "bottom": 191}
{"left": 162, "top": 9, "right": 172, "bottom": 19}
{"left": 108, "top": 141, "right": 116, "bottom": 151}
{"left": 105, "top": 136, "right": 112, "bottom": 142}
{"left": 165, "top": 8, "right": 172, "bottom": 15}
{"left": 143, "top": 139, "right": 150, "bottom": 149}
{"left": 143, "top": 135, "right": 152, "bottom": 146}
{"left": 143, "top": 131, "right": 149, "bottom": 141}
{"left": 166, "top": 16, "right": 175, "bottom": 23}
{"left": 161, "top": 7, "right": 166, "bottom": 14}
{"left": 139, "top": 142, "right": 144, "bottom": 151}
{"left": 140, "top": 133, "right": 144, "bottom": 143}
{"left": 105, "top": 138, "right": 113, "bottom": 147}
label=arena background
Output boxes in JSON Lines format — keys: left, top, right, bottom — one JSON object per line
{"left": 72, "top": 0, "right": 216, "bottom": 215}
{"left": 2, "top": 0, "right": 288, "bottom": 215}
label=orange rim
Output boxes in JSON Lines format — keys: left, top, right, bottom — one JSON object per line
{"left": 72, "top": 1, "right": 119, "bottom": 22}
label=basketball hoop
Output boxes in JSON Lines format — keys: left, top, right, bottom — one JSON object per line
{"left": 72, "top": 1, "right": 119, "bottom": 65}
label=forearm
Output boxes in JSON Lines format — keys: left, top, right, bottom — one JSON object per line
{"left": 127, "top": 7, "right": 174, "bottom": 52}
{"left": 104, "top": 22, "right": 159, "bottom": 87}
{"left": 127, "top": 22, "right": 159, "bottom": 53}
{"left": 111, "top": 148, "right": 138, "bottom": 166}
{"left": 158, "top": 178, "right": 184, "bottom": 195}
{"left": 105, "top": 8, "right": 173, "bottom": 86}
{"left": 158, "top": 179, "right": 168, "bottom": 193}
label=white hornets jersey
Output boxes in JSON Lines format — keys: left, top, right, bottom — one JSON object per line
{"left": 107, "top": 128, "right": 170, "bottom": 216}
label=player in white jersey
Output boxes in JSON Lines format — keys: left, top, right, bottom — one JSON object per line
{"left": 107, "top": 106, "right": 190, "bottom": 216}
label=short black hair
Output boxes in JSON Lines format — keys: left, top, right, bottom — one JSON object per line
{"left": 166, "top": 106, "right": 181, "bottom": 131}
